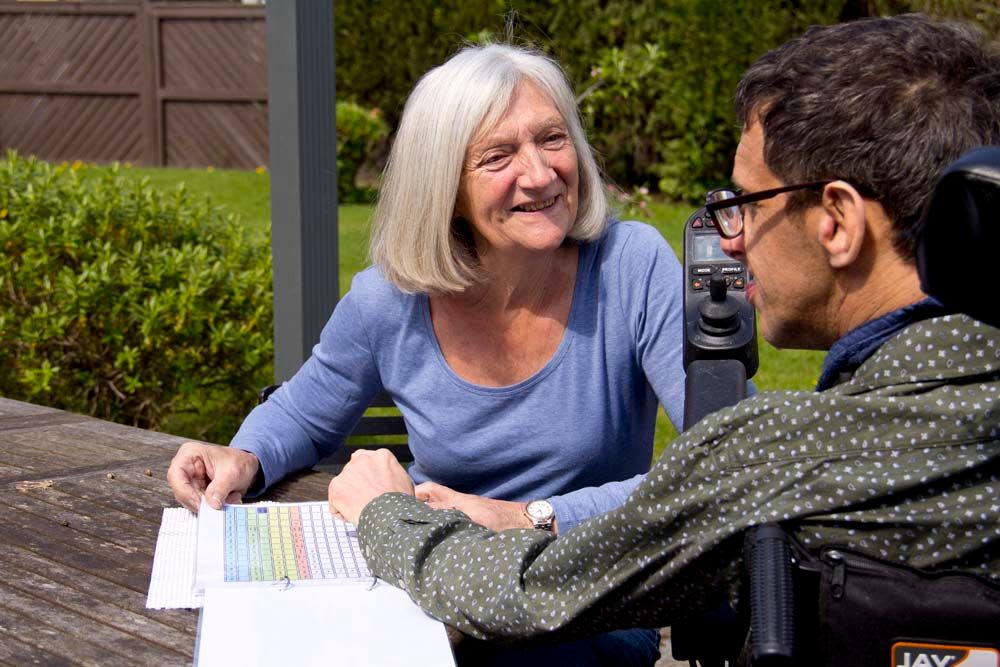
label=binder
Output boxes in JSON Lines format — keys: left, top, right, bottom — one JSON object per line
{"left": 149, "top": 498, "right": 455, "bottom": 666}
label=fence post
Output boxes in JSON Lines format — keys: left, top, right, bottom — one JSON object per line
{"left": 266, "top": 1, "right": 338, "bottom": 382}
{"left": 138, "top": 0, "right": 161, "bottom": 166}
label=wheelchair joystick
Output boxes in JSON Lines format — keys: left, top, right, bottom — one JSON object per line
{"left": 698, "top": 275, "right": 741, "bottom": 337}
{"left": 681, "top": 212, "right": 759, "bottom": 430}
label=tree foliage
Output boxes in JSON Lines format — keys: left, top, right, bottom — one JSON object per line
{"left": 336, "top": 0, "right": 994, "bottom": 201}
{"left": 334, "top": 1, "right": 842, "bottom": 200}
{"left": 336, "top": 101, "right": 390, "bottom": 202}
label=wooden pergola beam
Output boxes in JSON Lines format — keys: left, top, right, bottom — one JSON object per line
{"left": 265, "top": 1, "right": 339, "bottom": 382}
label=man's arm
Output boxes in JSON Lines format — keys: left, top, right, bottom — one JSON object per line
{"left": 356, "top": 488, "right": 743, "bottom": 641}
{"left": 343, "top": 317, "right": 1000, "bottom": 643}
{"left": 347, "top": 420, "right": 754, "bottom": 642}
{"left": 408, "top": 473, "right": 645, "bottom": 534}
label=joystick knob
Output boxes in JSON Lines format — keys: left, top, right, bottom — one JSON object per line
{"left": 699, "top": 275, "right": 740, "bottom": 336}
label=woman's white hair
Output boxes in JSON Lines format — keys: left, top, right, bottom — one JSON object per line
{"left": 369, "top": 43, "right": 611, "bottom": 294}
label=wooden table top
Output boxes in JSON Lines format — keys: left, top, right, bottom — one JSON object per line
{"left": 0, "top": 397, "right": 334, "bottom": 666}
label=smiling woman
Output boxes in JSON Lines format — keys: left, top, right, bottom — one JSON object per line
{"left": 168, "top": 42, "right": 689, "bottom": 667}
{"left": 369, "top": 44, "right": 610, "bottom": 295}
{"left": 456, "top": 81, "right": 579, "bottom": 258}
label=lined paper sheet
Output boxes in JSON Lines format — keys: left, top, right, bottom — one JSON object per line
{"left": 196, "top": 499, "right": 371, "bottom": 592}
{"left": 147, "top": 507, "right": 202, "bottom": 609}
{"left": 151, "top": 500, "right": 455, "bottom": 665}
{"left": 149, "top": 499, "right": 372, "bottom": 608}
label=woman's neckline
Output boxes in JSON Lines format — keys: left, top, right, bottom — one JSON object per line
{"left": 421, "top": 243, "right": 588, "bottom": 393}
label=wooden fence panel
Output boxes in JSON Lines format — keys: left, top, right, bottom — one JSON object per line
{"left": 0, "top": 1, "right": 268, "bottom": 169}
{"left": 0, "top": 5, "right": 144, "bottom": 164}
{"left": 164, "top": 100, "right": 267, "bottom": 167}
{"left": 0, "top": 94, "right": 144, "bottom": 164}
{"left": 158, "top": 10, "right": 268, "bottom": 168}
{"left": 159, "top": 14, "right": 266, "bottom": 91}
{"left": 0, "top": 10, "right": 140, "bottom": 86}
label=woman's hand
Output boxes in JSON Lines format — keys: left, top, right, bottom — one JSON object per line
{"left": 167, "top": 442, "right": 260, "bottom": 513}
{"left": 415, "top": 482, "right": 548, "bottom": 532}
{"left": 328, "top": 449, "right": 415, "bottom": 525}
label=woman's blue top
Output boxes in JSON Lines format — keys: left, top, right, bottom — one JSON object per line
{"left": 232, "top": 220, "right": 686, "bottom": 532}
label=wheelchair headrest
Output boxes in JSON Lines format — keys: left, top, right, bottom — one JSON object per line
{"left": 917, "top": 146, "right": 1000, "bottom": 328}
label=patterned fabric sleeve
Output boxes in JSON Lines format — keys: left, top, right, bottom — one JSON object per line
{"left": 357, "top": 493, "right": 743, "bottom": 641}
{"left": 357, "top": 411, "right": 751, "bottom": 640}
{"left": 358, "top": 316, "right": 1000, "bottom": 641}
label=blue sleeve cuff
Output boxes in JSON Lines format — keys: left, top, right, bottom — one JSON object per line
{"left": 547, "top": 472, "right": 645, "bottom": 533}
{"left": 229, "top": 398, "right": 321, "bottom": 497}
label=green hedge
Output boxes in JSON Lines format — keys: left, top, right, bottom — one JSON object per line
{"left": 576, "top": 0, "right": 841, "bottom": 199}
{"left": 337, "top": 101, "right": 389, "bottom": 203}
{"left": 337, "top": 1, "right": 999, "bottom": 200}
{"left": 0, "top": 152, "right": 273, "bottom": 442}
{"left": 335, "top": 0, "right": 843, "bottom": 200}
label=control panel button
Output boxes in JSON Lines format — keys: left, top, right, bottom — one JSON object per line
{"left": 691, "top": 278, "right": 705, "bottom": 290}
{"left": 691, "top": 218, "right": 703, "bottom": 228}
{"left": 721, "top": 266, "right": 743, "bottom": 275}
{"left": 732, "top": 278, "right": 745, "bottom": 289}
{"left": 692, "top": 267, "right": 712, "bottom": 275}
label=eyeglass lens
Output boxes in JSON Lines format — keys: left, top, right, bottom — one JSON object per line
{"left": 706, "top": 190, "right": 742, "bottom": 237}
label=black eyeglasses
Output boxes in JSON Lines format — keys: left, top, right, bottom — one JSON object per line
{"left": 704, "top": 180, "right": 833, "bottom": 239}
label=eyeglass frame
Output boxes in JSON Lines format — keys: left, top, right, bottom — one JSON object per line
{"left": 703, "top": 180, "right": 834, "bottom": 239}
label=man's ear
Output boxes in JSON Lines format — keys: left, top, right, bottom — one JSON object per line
{"left": 816, "top": 181, "right": 867, "bottom": 269}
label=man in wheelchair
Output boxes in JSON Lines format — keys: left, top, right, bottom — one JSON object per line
{"left": 327, "top": 14, "right": 1000, "bottom": 666}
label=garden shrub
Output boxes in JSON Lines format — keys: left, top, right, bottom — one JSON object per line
{"left": 578, "top": 0, "right": 840, "bottom": 200}
{"left": 336, "top": 101, "right": 389, "bottom": 203}
{"left": 0, "top": 152, "right": 273, "bottom": 442}
{"left": 332, "top": 0, "right": 849, "bottom": 199}
{"left": 335, "top": 0, "right": 510, "bottom": 131}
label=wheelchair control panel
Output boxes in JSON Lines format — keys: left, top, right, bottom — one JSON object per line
{"left": 685, "top": 211, "right": 749, "bottom": 293}
{"left": 682, "top": 207, "right": 758, "bottom": 374}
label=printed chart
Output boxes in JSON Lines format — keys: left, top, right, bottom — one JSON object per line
{"left": 222, "top": 502, "right": 370, "bottom": 583}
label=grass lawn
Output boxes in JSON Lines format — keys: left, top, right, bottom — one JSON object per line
{"left": 110, "top": 166, "right": 825, "bottom": 456}
{"left": 108, "top": 165, "right": 273, "bottom": 242}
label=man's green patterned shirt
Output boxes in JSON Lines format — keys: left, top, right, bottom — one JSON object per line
{"left": 358, "top": 315, "right": 1000, "bottom": 641}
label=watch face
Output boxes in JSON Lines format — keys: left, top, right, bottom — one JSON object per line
{"left": 526, "top": 500, "right": 554, "bottom": 520}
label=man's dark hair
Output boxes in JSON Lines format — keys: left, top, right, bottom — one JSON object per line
{"left": 735, "top": 14, "right": 1000, "bottom": 259}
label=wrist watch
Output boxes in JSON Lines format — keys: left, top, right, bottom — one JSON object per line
{"left": 524, "top": 499, "right": 556, "bottom": 531}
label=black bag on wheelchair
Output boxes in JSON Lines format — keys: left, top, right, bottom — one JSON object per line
{"left": 744, "top": 523, "right": 1000, "bottom": 667}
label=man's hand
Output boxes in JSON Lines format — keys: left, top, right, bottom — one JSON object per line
{"left": 328, "top": 449, "right": 414, "bottom": 525}
{"left": 415, "top": 482, "right": 549, "bottom": 532}
{"left": 166, "top": 442, "right": 260, "bottom": 513}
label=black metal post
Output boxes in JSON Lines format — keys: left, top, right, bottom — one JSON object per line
{"left": 266, "top": 0, "right": 338, "bottom": 382}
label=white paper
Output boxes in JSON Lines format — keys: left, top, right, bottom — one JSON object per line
{"left": 147, "top": 507, "right": 203, "bottom": 609}
{"left": 195, "top": 498, "right": 371, "bottom": 592}
{"left": 195, "top": 497, "right": 224, "bottom": 594}
{"left": 196, "top": 583, "right": 455, "bottom": 666}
